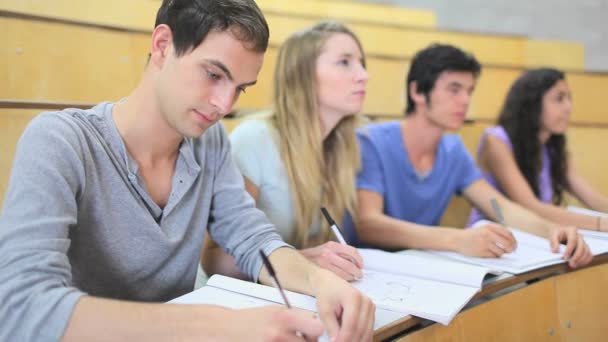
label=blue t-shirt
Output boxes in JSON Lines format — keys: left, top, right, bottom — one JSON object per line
{"left": 351, "top": 121, "right": 482, "bottom": 232}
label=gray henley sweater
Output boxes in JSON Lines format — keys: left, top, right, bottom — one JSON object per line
{"left": 0, "top": 102, "right": 289, "bottom": 341}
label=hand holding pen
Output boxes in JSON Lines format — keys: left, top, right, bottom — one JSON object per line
{"left": 298, "top": 208, "right": 364, "bottom": 281}
{"left": 260, "top": 250, "right": 323, "bottom": 341}
{"left": 457, "top": 198, "right": 517, "bottom": 257}
{"left": 260, "top": 250, "right": 375, "bottom": 341}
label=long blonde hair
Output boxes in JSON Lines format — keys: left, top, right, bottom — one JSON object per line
{"left": 271, "top": 21, "right": 365, "bottom": 248}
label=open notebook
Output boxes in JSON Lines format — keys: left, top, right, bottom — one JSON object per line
{"left": 171, "top": 249, "right": 493, "bottom": 326}
{"left": 428, "top": 220, "right": 608, "bottom": 274}
{"left": 169, "top": 274, "right": 405, "bottom": 339}
{"left": 352, "top": 249, "right": 492, "bottom": 324}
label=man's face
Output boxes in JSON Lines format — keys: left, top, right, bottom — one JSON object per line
{"left": 423, "top": 71, "right": 476, "bottom": 131}
{"left": 155, "top": 29, "right": 264, "bottom": 138}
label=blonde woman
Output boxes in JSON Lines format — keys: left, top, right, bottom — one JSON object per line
{"left": 202, "top": 21, "right": 369, "bottom": 281}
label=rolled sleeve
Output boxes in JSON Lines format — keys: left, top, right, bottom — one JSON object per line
{"left": 207, "top": 124, "right": 291, "bottom": 282}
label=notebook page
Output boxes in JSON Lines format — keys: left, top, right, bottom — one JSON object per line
{"left": 429, "top": 228, "right": 566, "bottom": 274}
{"left": 359, "top": 248, "right": 492, "bottom": 287}
{"left": 353, "top": 270, "right": 478, "bottom": 325}
{"left": 169, "top": 275, "right": 406, "bottom": 331}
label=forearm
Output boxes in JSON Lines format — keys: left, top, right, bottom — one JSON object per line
{"left": 63, "top": 296, "right": 234, "bottom": 341}
{"left": 579, "top": 191, "right": 608, "bottom": 214}
{"left": 500, "top": 198, "right": 555, "bottom": 237}
{"left": 357, "top": 213, "right": 461, "bottom": 251}
{"left": 201, "top": 242, "right": 248, "bottom": 279}
{"left": 525, "top": 200, "right": 600, "bottom": 231}
{"left": 259, "top": 247, "right": 323, "bottom": 296}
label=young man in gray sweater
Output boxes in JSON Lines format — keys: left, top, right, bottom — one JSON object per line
{"left": 0, "top": 1, "right": 374, "bottom": 341}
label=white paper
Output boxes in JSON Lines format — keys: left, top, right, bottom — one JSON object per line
{"left": 428, "top": 226, "right": 567, "bottom": 274}
{"left": 353, "top": 270, "right": 479, "bottom": 325}
{"left": 359, "top": 248, "right": 492, "bottom": 287}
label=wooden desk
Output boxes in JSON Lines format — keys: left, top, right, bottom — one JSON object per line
{"left": 373, "top": 253, "right": 608, "bottom": 341}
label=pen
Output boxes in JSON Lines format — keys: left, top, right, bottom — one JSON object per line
{"left": 320, "top": 207, "right": 347, "bottom": 244}
{"left": 320, "top": 207, "right": 363, "bottom": 280}
{"left": 259, "top": 249, "right": 293, "bottom": 308}
{"left": 259, "top": 250, "right": 306, "bottom": 338}
{"left": 490, "top": 198, "right": 509, "bottom": 252}
{"left": 490, "top": 198, "right": 505, "bottom": 225}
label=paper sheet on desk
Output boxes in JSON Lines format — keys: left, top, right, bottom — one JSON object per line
{"left": 168, "top": 275, "right": 404, "bottom": 332}
{"left": 352, "top": 270, "right": 478, "bottom": 325}
{"left": 427, "top": 222, "right": 568, "bottom": 274}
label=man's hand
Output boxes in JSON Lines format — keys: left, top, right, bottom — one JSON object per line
{"left": 310, "top": 268, "right": 375, "bottom": 342}
{"left": 300, "top": 241, "right": 364, "bottom": 281}
{"left": 549, "top": 226, "right": 593, "bottom": 268}
{"left": 457, "top": 222, "right": 517, "bottom": 257}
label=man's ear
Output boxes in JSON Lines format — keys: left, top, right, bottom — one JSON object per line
{"left": 149, "top": 24, "right": 173, "bottom": 67}
{"left": 409, "top": 81, "right": 426, "bottom": 106}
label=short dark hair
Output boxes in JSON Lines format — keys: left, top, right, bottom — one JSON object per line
{"left": 404, "top": 43, "right": 481, "bottom": 115}
{"left": 155, "top": 0, "right": 269, "bottom": 56}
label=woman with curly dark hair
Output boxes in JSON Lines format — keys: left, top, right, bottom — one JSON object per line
{"left": 468, "top": 67, "right": 608, "bottom": 231}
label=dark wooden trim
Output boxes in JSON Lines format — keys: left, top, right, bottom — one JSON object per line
{"left": 0, "top": 10, "right": 150, "bottom": 34}
{"left": 0, "top": 99, "right": 96, "bottom": 110}
{"left": 468, "top": 117, "right": 608, "bottom": 129}
{"left": 2, "top": 103, "right": 607, "bottom": 128}
{"left": 3, "top": 9, "right": 608, "bottom": 75}
{"left": 262, "top": 9, "right": 526, "bottom": 39}
{"left": 0, "top": 99, "right": 239, "bottom": 117}
{"left": 363, "top": 114, "right": 608, "bottom": 129}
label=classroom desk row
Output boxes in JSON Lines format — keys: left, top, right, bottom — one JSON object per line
{"left": 375, "top": 252, "right": 608, "bottom": 341}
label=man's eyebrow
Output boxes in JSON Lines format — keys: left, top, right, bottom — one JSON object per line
{"left": 205, "top": 59, "right": 257, "bottom": 87}
{"left": 448, "top": 81, "right": 464, "bottom": 87}
{"left": 206, "top": 59, "right": 234, "bottom": 81}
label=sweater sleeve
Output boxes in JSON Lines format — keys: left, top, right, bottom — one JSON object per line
{"left": 0, "top": 112, "right": 87, "bottom": 342}
{"left": 206, "top": 122, "right": 291, "bottom": 282}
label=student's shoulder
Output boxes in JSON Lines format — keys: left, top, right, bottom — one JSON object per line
{"left": 230, "top": 117, "right": 275, "bottom": 139}
{"left": 23, "top": 103, "right": 110, "bottom": 145}
{"left": 357, "top": 120, "right": 400, "bottom": 140}
{"left": 229, "top": 117, "right": 278, "bottom": 151}
{"left": 482, "top": 125, "right": 512, "bottom": 146}
{"left": 441, "top": 133, "right": 469, "bottom": 153}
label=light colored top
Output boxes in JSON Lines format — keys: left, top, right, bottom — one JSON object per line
{"left": 230, "top": 119, "right": 321, "bottom": 243}
{"left": 467, "top": 125, "right": 552, "bottom": 226}
{"left": 0, "top": 103, "right": 289, "bottom": 341}
{"left": 346, "top": 121, "right": 481, "bottom": 237}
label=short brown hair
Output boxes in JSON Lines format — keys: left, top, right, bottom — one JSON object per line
{"left": 155, "top": 0, "right": 269, "bottom": 56}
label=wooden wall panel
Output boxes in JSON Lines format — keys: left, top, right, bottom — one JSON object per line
{"left": 1, "top": 17, "right": 148, "bottom": 102}
{"left": 0, "top": 109, "right": 40, "bottom": 208}
{"left": 555, "top": 263, "right": 608, "bottom": 342}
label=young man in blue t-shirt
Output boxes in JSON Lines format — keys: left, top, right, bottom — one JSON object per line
{"left": 354, "top": 44, "right": 592, "bottom": 268}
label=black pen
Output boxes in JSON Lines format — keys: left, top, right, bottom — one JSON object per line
{"left": 320, "top": 208, "right": 363, "bottom": 280}
{"left": 320, "top": 207, "right": 348, "bottom": 244}
{"left": 259, "top": 249, "right": 293, "bottom": 308}
{"left": 259, "top": 250, "right": 306, "bottom": 338}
